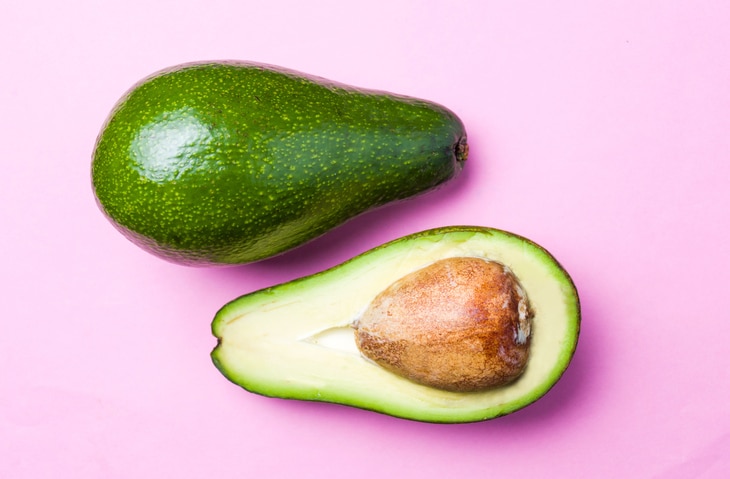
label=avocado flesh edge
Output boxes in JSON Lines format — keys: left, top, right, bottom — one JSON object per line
{"left": 211, "top": 226, "right": 580, "bottom": 423}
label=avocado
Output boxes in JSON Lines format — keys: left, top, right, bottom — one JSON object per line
{"left": 211, "top": 226, "right": 580, "bottom": 423}
{"left": 91, "top": 61, "right": 468, "bottom": 265}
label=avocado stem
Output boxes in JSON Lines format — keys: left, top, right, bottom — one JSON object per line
{"left": 456, "top": 138, "right": 469, "bottom": 163}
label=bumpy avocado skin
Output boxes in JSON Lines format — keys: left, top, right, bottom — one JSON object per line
{"left": 92, "top": 61, "right": 468, "bottom": 265}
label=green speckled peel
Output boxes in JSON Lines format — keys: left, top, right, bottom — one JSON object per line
{"left": 92, "top": 61, "right": 468, "bottom": 265}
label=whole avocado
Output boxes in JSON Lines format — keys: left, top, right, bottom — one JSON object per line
{"left": 92, "top": 61, "right": 468, "bottom": 265}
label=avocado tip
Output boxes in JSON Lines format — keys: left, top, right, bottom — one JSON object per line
{"left": 456, "top": 137, "right": 469, "bottom": 163}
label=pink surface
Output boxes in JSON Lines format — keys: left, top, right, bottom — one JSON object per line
{"left": 2, "top": 1, "right": 729, "bottom": 477}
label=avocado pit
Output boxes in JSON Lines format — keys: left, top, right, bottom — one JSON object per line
{"left": 353, "top": 257, "right": 533, "bottom": 392}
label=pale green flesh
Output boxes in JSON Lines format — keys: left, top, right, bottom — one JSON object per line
{"left": 211, "top": 227, "right": 580, "bottom": 423}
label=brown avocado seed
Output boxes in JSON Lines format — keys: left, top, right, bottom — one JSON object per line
{"left": 353, "top": 257, "right": 533, "bottom": 392}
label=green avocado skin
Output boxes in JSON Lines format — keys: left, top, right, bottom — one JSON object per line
{"left": 92, "top": 61, "right": 468, "bottom": 265}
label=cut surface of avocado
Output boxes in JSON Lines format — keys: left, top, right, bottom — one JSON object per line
{"left": 211, "top": 226, "right": 580, "bottom": 423}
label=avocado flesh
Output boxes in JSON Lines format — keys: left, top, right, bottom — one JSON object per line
{"left": 92, "top": 61, "right": 467, "bottom": 265}
{"left": 211, "top": 226, "right": 580, "bottom": 423}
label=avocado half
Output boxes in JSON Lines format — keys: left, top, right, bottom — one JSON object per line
{"left": 211, "top": 226, "right": 580, "bottom": 423}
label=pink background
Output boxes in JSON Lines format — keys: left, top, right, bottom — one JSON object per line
{"left": 3, "top": 1, "right": 729, "bottom": 477}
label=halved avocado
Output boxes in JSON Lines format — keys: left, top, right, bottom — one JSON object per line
{"left": 211, "top": 226, "right": 580, "bottom": 423}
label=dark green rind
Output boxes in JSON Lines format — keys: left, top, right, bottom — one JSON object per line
{"left": 92, "top": 61, "right": 467, "bottom": 265}
{"left": 211, "top": 226, "right": 581, "bottom": 423}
